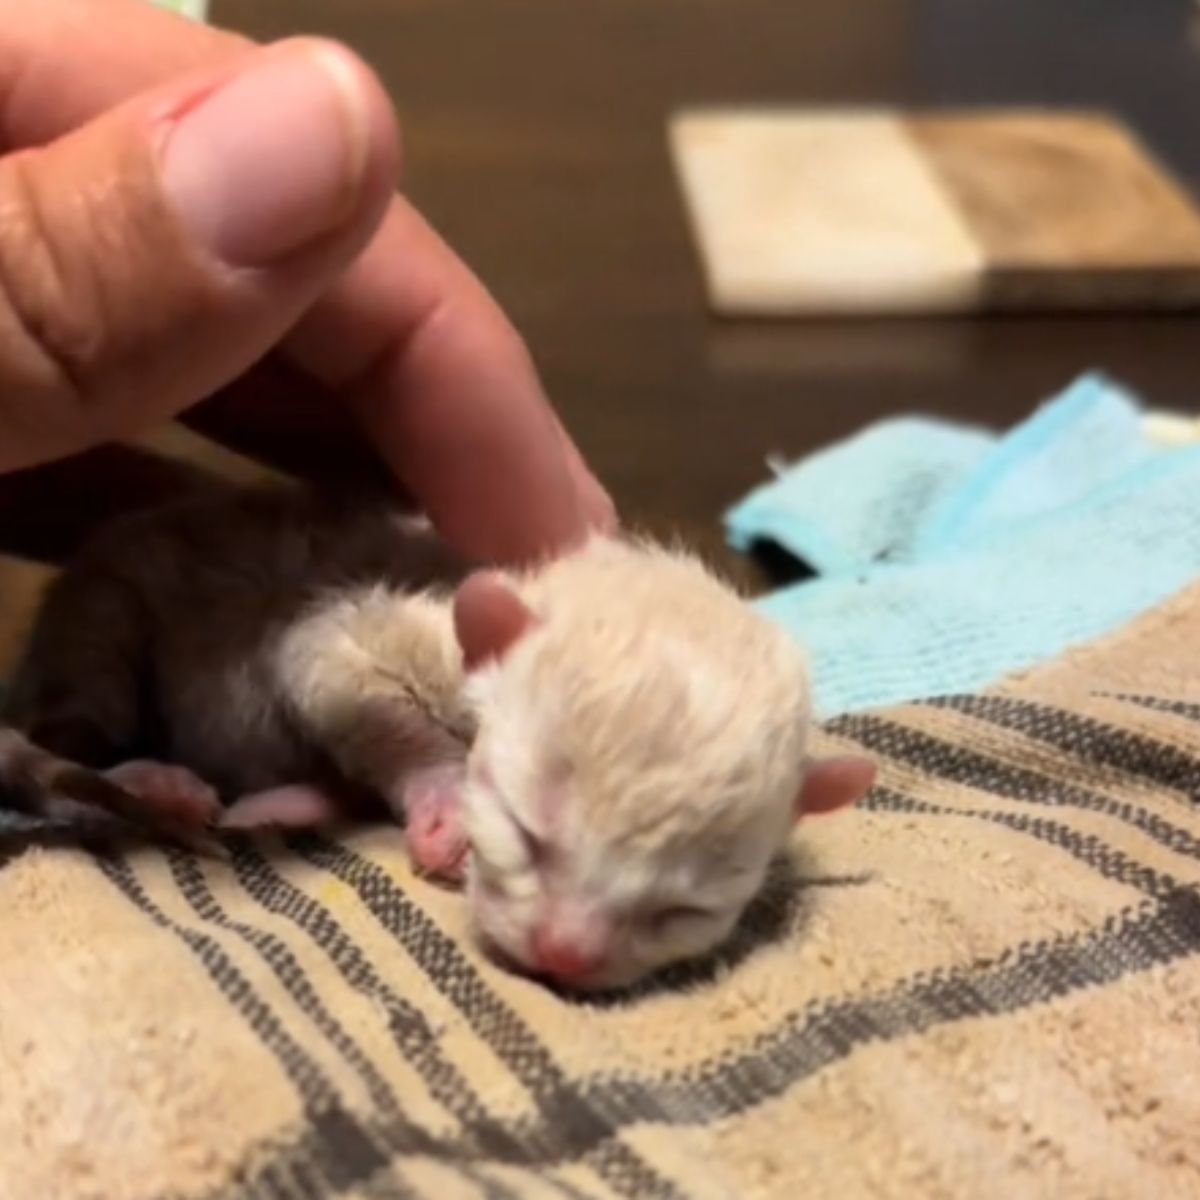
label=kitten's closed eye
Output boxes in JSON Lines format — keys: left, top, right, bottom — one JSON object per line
{"left": 493, "top": 792, "right": 548, "bottom": 867}
{"left": 511, "top": 816, "right": 547, "bottom": 866}
{"left": 646, "top": 905, "right": 715, "bottom": 936}
{"left": 472, "top": 763, "right": 547, "bottom": 865}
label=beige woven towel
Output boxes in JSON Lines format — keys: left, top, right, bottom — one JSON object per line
{"left": 3, "top": 584, "right": 1200, "bottom": 1199}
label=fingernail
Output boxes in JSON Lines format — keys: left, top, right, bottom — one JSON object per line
{"left": 582, "top": 475, "right": 619, "bottom": 534}
{"left": 551, "top": 416, "right": 618, "bottom": 534}
{"left": 161, "top": 45, "right": 370, "bottom": 266}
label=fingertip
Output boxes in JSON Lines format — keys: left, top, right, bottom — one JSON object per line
{"left": 581, "top": 473, "right": 619, "bottom": 537}
{"left": 548, "top": 410, "right": 618, "bottom": 539}
{"left": 289, "top": 37, "right": 403, "bottom": 218}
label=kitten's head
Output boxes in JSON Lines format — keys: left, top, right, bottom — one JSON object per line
{"left": 454, "top": 543, "right": 872, "bottom": 992}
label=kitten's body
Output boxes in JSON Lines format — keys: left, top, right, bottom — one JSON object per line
{"left": 3, "top": 483, "right": 869, "bottom": 989}
{"left": 8, "top": 487, "right": 468, "bottom": 790}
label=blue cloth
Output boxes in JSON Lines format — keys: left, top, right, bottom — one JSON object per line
{"left": 725, "top": 373, "right": 1200, "bottom": 718}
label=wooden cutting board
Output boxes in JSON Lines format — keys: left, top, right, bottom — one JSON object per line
{"left": 668, "top": 108, "right": 1200, "bottom": 316}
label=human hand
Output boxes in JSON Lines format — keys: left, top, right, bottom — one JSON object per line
{"left": 0, "top": 0, "right": 614, "bottom": 565}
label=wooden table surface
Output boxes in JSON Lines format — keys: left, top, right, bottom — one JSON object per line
{"left": 2, "top": 0, "right": 1200, "bottom": 666}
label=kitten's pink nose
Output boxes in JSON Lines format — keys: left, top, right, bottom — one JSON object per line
{"left": 529, "top": 923, "right": 609, "bottom": 983}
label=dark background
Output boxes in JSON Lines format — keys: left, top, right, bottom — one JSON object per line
{"left": 214, "top": 0, "right": 1200, "bottom": 554}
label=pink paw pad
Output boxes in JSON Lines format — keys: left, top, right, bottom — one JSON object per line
{"left": 104, "top": 760, "right": 222, "bottom": 829}
{"left": 400, "top": 765, "right": 470, "bottom": 884}
{"left": 221, "top": 784, "right": 348, "bottom": 832}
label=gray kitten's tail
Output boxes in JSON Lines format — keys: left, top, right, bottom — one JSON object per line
{"left": 0, "top": 725, "right": 137, "bottom": 818}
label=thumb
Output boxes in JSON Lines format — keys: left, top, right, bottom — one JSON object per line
{"left": 0, "top": 38, "right": 397, "bottom": 472}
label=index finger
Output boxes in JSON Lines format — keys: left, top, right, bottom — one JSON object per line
{"left": 287, "top": 190, "right": 615, "bottom": 564}
{"left": 0, "top": 0, "right": 614, "bottom": 564}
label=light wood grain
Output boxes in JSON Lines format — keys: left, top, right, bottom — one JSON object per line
{"left": 670, "top": 109, "right": 985, "bottom": 315}
{"left": 671, "top": 107, "right": 1200, "bottom": 315}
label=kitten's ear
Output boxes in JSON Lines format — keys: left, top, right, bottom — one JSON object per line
{"left": 794, "top": 755, "right": 876, "bottom": 820}
{"left": 453, "top": 571, "right": 538, "bottom": 672}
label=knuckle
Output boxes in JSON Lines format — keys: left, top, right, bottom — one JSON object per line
{"left": 0, "top": 143, "right": 184, "bottom": 453}
{"left": 0, "top": 151, "right": 104, "bottom": 425}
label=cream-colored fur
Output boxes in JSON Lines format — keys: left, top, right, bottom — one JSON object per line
{"left": 463, "top": 536, "right": 812, "bottom": 989}
{"left": 275, "top": 586, "right": 469, "bottom": 800}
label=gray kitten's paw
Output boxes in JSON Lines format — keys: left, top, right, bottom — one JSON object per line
{"left": 104, "top": 760, "right": 222, "bottom": 829}
{"left": 221, "top": 783, "right": 349, "bottom": 831}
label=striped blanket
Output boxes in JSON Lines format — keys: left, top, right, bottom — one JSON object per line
{"left": 2, "top": 581, "right": 1199, "bottom": 1200}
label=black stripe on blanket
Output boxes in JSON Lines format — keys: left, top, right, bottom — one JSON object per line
{"left": 828, "top": 713, "right": 1200, "bottom": 862}
{"left": 292, "top": 837, "right": 684, "bottom": 1200}
{"left": 95, "top": 855, "right": 392, "bottom": 1199}
{"left": 215, "top": 868, "right": 1200, "bottom": 1195}
{"left": 921, "top": 695, "right": 1200, "bottom": 799}
{"left": 862, "top": 786, "right": 1179, "bottom": 897}
{"left": 99, "top": 694, "right": 1200, "bottom": 1199}
{"left": 1103, "top": 694, "right": 1200, "bottom": 724}
{"left": 226, "top": 843, "right": 591, "bottom": 1200}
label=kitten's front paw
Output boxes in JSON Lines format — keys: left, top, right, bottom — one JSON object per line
{"left": 398, "top": 764, "right": 470, "bottom": 884}
{"left": 105, "top": 760, "right": 222, "bottom": 830}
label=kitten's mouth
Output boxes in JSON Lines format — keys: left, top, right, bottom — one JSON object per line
{"left": 470, "top": 899, "right": 623, "bottom": 992}
{"left": 473, "top": 927, "right": 595, "bottom": 988}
